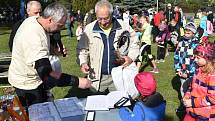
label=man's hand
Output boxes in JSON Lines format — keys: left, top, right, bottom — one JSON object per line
{"left": 61, "top": 47, "right": 68, "bottom": 57}
{"left": 80, "top": 63, "right": 89, "bottom": 74}
{"left": 78, "top": 77, "right": 92, "bottom": 89}
{"left": 52, "top": 46, "right": 68, "bottom": 57}
{"left": 122, "top": 56, "right": 133, "bottom": 67}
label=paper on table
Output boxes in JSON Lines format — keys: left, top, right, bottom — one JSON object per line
{"left": 106, "top": 91, "right": 130, "bottom": 108}
{"left": 85, "top": 95, "right": 109, "bottom": 111}
{"left": 85, "top": 91, "right": 130, "bottom": 111}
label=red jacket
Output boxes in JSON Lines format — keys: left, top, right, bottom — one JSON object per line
{"left": 154, "top": 13, "right": 165, "bottom": 27}
{"left": 184, "top": 68, "right": 215, "bottom": 120}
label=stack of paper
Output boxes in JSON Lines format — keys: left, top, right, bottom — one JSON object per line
{"left": 29, "top": 97, "right": 85, "bottom": 121}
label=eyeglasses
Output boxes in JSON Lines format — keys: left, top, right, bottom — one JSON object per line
{"left": 97, "top": 16, "right": 111, "bottom": 22}
{"left": 52, "top": 19, "right": 64, "bottom": 29}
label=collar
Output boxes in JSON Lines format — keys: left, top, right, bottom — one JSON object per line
{"left": 92, "top": 17, "right": 122, "bottom": 33}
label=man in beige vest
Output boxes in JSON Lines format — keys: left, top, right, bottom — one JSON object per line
{"left": 8, "top": 2, "right": 92, "bottom": 108}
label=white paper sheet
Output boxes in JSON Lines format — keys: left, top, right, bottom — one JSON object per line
{"left": 85, "top": 91, "right": 130, "bottom": 110}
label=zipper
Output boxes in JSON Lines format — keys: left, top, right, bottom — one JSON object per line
{"left": 106, "top": 36, "right": 110, "bottom": 74}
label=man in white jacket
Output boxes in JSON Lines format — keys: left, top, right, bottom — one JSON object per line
{"left": 77, "top": 0, "right": 139, "bottom": 93}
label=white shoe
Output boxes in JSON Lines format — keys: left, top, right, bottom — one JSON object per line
{"left": 160, "top": 59, "right": 165, "bottom": 63}
{"left": 155, "top": 60, "right": 160, "bottom": 63}
{"left": 165, "top": 53, "right": 169, "bottom": 57}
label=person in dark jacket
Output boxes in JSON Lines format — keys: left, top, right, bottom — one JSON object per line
{"left": 164, "top": 3, "right": 174, "bottom": 24}
{"left": 9, "top": 0, "right": 41, "bottom": 52}
{"left": 119, "top": 72, "right": 166, "bottom": 121}
{"left": 76, "top": 10, "right": 83, "bottom": 23}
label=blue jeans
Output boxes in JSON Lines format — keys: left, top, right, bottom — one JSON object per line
{"left": 66, "top": 23, "right": 73, "bottom": 37}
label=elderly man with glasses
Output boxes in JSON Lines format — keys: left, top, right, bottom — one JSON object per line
{"left": 77, "top": 0, "right": 139, "bottom": 93}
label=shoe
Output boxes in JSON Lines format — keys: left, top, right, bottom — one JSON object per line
{"left": 165, "top": 52, "right": 169, "bottom": 57}
{"left": 160, "top": 59, "right": 165, "bottom": 63}
{"left": 150, "top": 68, "right": 159, "bottom": 74}
{"left": 155, "top": 60, "right": 160, "bottom": 63}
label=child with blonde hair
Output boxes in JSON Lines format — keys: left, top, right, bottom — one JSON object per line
{"left": 136, "top": 15, "right": 159, "bottom": 73}
{"left": 183, "top": 41, "right": 215, "bottom": 121}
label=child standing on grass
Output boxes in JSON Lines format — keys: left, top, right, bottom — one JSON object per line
{"left": 174, "top": 22, "right": 199, "bottom": 96}
{"left": 155, "top": 22, "right": 168, "bottom": 63}
{"left": 168, "top": 19, "right": 180, "bottom": 47}
{"left": 183, "top": 42, "right": 215, "bottom": 121}
{"left": 174, "top": 22, "right": 200, "bottom": 112}
{"left": 119, "top": 72, "right": 166, "bottom": 121}
{"left": 136, "top": 15, "right": 159, "bottom": 73}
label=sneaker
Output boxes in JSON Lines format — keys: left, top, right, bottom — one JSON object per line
{"left": 155, "top": 60, "right": 160, "bottom": 63}
{"left": 160, "top": 59, "right": 165, "bottom": 63}
{"left": 150, "top": 68, "right": 159, "bottom": 74}
{"left": 165, "top": 52, "right": 169, "bottom": 57}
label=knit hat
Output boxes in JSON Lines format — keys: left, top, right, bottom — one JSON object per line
{"left": 134, "top": 72, "right": 157, "bottom": 96}
{"left": 167, "top": 3, "right": 171, "bottom": 7}
{"left": 195, "top": 41, "right": 214, "bottom": 60}
{"left": 185, "top": 22, "right": 197, "bottom": 34}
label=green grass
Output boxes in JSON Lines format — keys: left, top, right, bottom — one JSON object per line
{"left": 1, "top": 25, "right": 215, "bottom": 121}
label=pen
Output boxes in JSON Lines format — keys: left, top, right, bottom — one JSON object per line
{"left": 91, "top": 80, "right": 99, "bottom": 82}
{"left": 128, "top": 95, "right": 132, "bottom": 100}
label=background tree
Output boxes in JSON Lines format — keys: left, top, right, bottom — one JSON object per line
{"left": 85, "top": 0, "right": 98, "bottom": 13}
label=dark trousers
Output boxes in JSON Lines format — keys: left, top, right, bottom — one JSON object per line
{"left": 66, "top": 23, "right": 73, "bottom": 37}
{"left": 15, "top": 84, "right": 53, "bottom": 109}
{"left": 152, "top": 26, "right": 160, "bottom": 43}
{"left": 157, "top": 45, "right": 165, "bottom": 60}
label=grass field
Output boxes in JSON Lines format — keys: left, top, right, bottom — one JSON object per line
{"left": 1, "top": 25, "right": 214, "bottom": 121}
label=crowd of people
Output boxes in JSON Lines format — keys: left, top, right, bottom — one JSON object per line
{"left": 0, "top": 7, "right": 20, "bottom": 25}
{"left": 6, "top": 0, "right": 215, "bottom": 121}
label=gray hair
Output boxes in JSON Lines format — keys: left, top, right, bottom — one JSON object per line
{"left": 95, "top": 0, "right": 113, "bottom": 14}
{"left": 26, "top": 1, "right": 41, "bottom": 11}
{"left": 42, "top": 2, "right": 67, "bottom": 22}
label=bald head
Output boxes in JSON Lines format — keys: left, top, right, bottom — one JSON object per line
{"left": 26, "top": 1, "right": 41, "bottom": 17}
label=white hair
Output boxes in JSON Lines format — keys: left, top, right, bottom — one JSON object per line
{"left": 42, "top": 2, "right": 67, "bottom": 22}
{"left": 95, "top": 0, "right": 113, "bottom": 14}
{"left": 26, "top": 1, "right": 41, "bottom": 12}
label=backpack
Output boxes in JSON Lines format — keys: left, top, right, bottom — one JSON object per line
{"left": 169, "top": 31, "right": 179, "bottom": 46}
{"left": 207, "top": 20, "right": 213, "bottom": 34}
{"left": 117, "top": 31, "right": 130, "bottom": 56}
